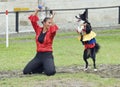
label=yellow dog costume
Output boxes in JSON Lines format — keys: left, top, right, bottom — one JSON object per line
{"left": 78, "top": 31, "right": 96, "bottom": 41}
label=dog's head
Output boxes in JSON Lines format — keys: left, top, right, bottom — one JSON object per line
{"left": 75, "top": 10, "right": 91, "bottom": 34}
{"left": 75, "top": 10, "right": 87, "bottom": 22}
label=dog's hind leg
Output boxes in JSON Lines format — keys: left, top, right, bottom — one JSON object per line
{"left": 83, "top": 49, "right": 89, "bottom": 71}
{"left": 92, "top": 57, "right": 97, "bottom": 71}
{"left": 83, "top": 58, "right": 88, "bottom": 71}
{"left": 91, "top": 48, "right": 97, "bottom": 71}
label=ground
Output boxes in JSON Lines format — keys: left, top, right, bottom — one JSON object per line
{"left": 0, "top": 64, "right": 120, "bottom": 87}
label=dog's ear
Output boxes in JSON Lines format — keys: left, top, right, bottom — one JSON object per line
{"left": 79, "top": 10, "right": 88, "bottom": 21}
{"left": 83, "top": 10, "right": 87, "bottom": 16}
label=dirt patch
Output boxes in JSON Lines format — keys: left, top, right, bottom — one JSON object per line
{"left": 0, "top": 70, "right": 23, "bottom": 79}
{"left": 35, "top": 78, "right": 94, "bottom": 87}
{"left": 0, "top": 64, "right": 120, "bottom": 79}
{"left": 57, "top": 64, "right": 120, "bottom": 78}
{"left": 94, "top": 64, "right": 120, "bottom": 78}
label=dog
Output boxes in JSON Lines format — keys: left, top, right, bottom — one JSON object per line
{"left": 75, "top": 10, "right": 100, "bottom": 71}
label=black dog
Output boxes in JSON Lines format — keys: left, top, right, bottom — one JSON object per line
{"left": 75, "top": 10, "right": 100, "bottom": 71}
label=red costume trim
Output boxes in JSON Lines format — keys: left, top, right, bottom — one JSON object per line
{"left": 84, "top": 43, "right": 95, "bottom": 49}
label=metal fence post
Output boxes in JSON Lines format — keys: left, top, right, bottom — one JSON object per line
{"left": 15, "top": 12, "right": 19, "bottom": 33}
{"left": 118, "top": 6, "right": 120, "bottom": 24}
{"left": 45, "top": 7, "right": 48, "bottom": 17}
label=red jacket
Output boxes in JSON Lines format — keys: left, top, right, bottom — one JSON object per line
{"left": 29, "top": 15, "right": 58, "bottom": 52}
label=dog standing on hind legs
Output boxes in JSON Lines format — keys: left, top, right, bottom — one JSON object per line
{"left": 75, "top": 10, "right": 100, "bottom": 71}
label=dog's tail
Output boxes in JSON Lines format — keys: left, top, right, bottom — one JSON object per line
{"left": 95, "top": 43, "right": 100, "bottom": 53}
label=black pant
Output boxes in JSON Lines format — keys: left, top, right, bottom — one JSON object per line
{"left": 23, "top": 52, "right": 56, "bottom": 76}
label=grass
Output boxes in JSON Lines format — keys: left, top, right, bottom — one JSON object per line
{"left": 0, "top": 29, "right": 120, "bottom": 87}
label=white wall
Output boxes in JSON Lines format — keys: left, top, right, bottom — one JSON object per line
{"left": 0, "top": 0, "right": 38, "bottom": 34}
{"left": 0, "top": 0, "right": 38, "bottom": 11}
{"left": 0, "top": 0, "right": 120, "bottom": 34}
{"left": 45, "top": 0, "right": 120, "bottom": 9}
{"left": 45, "top": 0, "right": 120, "bottom": 29}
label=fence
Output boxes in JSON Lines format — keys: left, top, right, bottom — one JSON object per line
{"left": 0, "top": 6, "right": 120, "bottom": 34}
